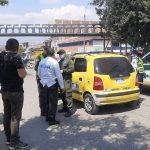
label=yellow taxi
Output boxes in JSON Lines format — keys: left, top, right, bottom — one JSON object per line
{"left": 72, "top": 52, "right": 140, "bottom": 114}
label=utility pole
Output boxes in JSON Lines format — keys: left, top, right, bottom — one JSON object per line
{"left": 83, "top": 3, "right": 90, "bottom": 52}
{"left": 83, "top": 13, "right": 86, "bottom": 52}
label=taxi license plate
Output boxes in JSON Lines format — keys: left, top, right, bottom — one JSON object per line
{"left": 116, "top": 78, "right": 125, "bottom": 84}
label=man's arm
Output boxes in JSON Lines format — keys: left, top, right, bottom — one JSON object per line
{"left": 34, "top": 56, "right": 40, "bottom": 71}
{"left": 63, "top": 59, "right": 74, "bottom": 74}
{"left": 131, "top": 58, "right": 137, "bottom": 72}
{"left": 54, "top": 62, "right": 64, "bottom": 90}
{"left": 17, "top": 68, "right": 27, "bottom": 79}
{"left": 37, "top": 62, "right": 41, "bottom": 79}
{"left": 34, "top": 60, "right": 40, "bottom": 71}
{"left": 15, "top": 55, "right": 27, "bottom": 79}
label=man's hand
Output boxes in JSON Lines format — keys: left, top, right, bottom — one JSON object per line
{"left": 61, "top": 88, "right": 65, "bottom": 93}
{"left": 61, "top": 70, "right": 63, "bottom": 73}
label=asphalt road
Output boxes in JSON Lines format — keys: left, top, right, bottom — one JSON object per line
{"left": 0, "top": 69, "right": 150, "bottom": 150}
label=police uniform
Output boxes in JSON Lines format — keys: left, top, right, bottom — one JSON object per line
{"left": 131, "top": 54, "right": 145, "bottom": 91}
{"left": 137, "top": 57, "right": 145, "bottom": 90}
{"left": 57, "top": 49, "right": 74, "bottom": 117}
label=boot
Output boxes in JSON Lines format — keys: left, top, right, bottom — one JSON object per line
{"left": 58, "top": 107, "right": 68, "bottom": 113}
{"left": 49, "top": 118, "right": 60, "bottom": 126}
{"left": 64, "top": 110, "right": 73, "bottom": 117}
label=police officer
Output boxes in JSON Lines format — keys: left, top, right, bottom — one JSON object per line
{"left": 34, "top": 49, "right": 47, "bottom": 116}
{"left": 131, "top": 50, "right": 145, "bottom": 92}
{"left": 57, "top": 49, "right": 74, "bottom": 117}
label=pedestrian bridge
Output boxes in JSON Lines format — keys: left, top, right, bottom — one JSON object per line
{"left": 0, "top": 24, "right": 104, "bottom": 37}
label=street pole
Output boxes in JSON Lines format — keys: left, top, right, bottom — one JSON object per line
{"left": 83, "top": 13, "right": 86, "bottom": 52}
{"left": 83, "top": 3, "right": 90, "bottom": 52}
{"left": 83, "top": 3, "right": 93, "bottom": 52}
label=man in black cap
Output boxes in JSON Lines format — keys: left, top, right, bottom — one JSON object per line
{"left": 0, "top": 38, "right": 28, "bottom": 149}
{"left": 57, "top": 49, "right": 74, "bottom": 117}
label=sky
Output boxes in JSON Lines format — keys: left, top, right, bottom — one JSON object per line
{"left": 0, "top": 0, "right": 99, "bottom": 46}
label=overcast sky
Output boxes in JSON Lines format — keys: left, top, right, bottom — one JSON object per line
{"left": 0, "top": 0, "right": 99, "bottom": 45}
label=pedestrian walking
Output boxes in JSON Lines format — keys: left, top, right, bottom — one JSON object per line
{"left": 38, "top": 48, "right": 64, "bottom": 125}
{"left": 0, "top": 38, "right": 28, "bottom": 149}
{"left": 34, "top": 48, "right": 47, "bottom": 116}
{"left": 57, "top": 49, "right": 74, "bottom": 117}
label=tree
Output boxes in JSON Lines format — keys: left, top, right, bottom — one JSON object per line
{"left": 18, "top": 45, "right": 25, "bottom": 54}
{"left": 92, "top": 0, "right": 150, "bottom": 53}
{"left": 0, "top": 0, "right": 8, "bottom": 6}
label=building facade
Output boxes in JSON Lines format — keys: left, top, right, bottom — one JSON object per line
{"left": 48, "top": 19, "right": 131, "bottom": 54}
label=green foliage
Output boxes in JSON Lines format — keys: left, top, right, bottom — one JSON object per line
{"left": 0, "top": 0, "right": 8, "bottom": 6}
{"left": 18, "top": 45, "right": 25, "bottom": 54}
{"left": 92, "top": 0, "right": 150, "bottom": 51}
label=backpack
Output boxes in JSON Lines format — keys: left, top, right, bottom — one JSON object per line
{"left": 0, "top": 51, "right": 6, "bottom": 83}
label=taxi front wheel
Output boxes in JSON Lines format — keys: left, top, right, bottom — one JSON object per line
{"left": 84, "top": 94, "right": 99, "bottom": 115}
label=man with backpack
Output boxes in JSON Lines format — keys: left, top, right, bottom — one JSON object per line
{"left": 0, "top": 38, "right": 28, "bottom": 149}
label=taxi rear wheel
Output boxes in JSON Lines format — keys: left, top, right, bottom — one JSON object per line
{"left": 84, "top": 94, "right": 99, "bottom": 115}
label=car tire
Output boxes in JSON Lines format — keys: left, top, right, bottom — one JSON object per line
{"left": 124, "top": 100, "right": 140, "bottom": 108}
{"left": 84, "top": 94, "right": 99, "bottom": 115}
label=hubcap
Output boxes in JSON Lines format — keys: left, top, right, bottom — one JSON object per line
{"left": 85, "top": 96, "right": 93, "bottom": 112}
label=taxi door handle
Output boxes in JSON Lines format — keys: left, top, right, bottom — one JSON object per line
{"left": 79, "top": 77, "right": 82, "bottom": 81}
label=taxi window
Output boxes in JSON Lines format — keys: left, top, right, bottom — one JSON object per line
{"left": 94, "top": 57, "right": 134, "bottom": 75}
{"left": 74, "top": 58, "right": 87, "bottom": 72}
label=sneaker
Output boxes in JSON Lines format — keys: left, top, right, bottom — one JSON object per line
{"left": 9, "top": 141, "right": 28, "bottom": 150}
{"left": 49, "top": 119, "right": 60, "bottom": 126}
{"left": 64, "top": 111, "right": 73, "bottom": 117}
{"left": 58, "top": 108, "right": 68, "bottom": 113}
